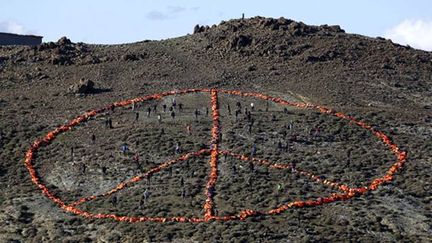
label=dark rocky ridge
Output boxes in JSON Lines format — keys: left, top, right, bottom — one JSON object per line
{"left": 0, "top": 17, "right": 431, "bottom": 242}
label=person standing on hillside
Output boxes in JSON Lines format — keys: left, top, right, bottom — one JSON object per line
{"left": 277, "top": 140, "right": 283, "bottom": 151}
{"left": 175, "top": 142, "right": 182, "bottom": 154}
{"left": 121, "top": 143, "right": 129, "bottom": 155}
{"left": 236, "top": 101, "right": 242, "bottom": 110}
{"left": 106, "top": 118, "right": 113, "bottom": 129}
{"left": 139, "top": 196, "right": 145, "bottom": 210}
{"left": 235, "top": 109, "right": 240, "bottom": 121}
{"left": 194, "top": 109, "right": 199, "bottom": 121}
{"left": 133, "top": 152, "right": 140, "bottom": 165}
{"left": 251, "top": 144, "right": 257, "bottom": 157}
{"left": 111, "top": 195, "right": 118, "bottom": 207}
{"left": 186, "top": 124, "right": 192, "bottom": 135}
{"left": 143, "top": 188, "right": 150, "bottom": 202}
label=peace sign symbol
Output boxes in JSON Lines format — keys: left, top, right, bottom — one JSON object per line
{"left": 24, "top": 89, "right": 407, "bottom": 223}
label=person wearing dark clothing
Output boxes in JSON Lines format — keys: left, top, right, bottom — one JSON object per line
{"left": 147, "top": 107, "right": 151, "bottom": 117}
{"left": 236, "top": 101, "right": 242, "bottom": 109}
{"left": 290, "top": 161, "right": 296, "bottom": 172}
{"left": 102, "top": 166, "right": 107, "bottom": 175}
{"left": 232, "top": 164, "right": 237, "bottom": 176}
{"left": 139, "top": 197, "right": 145, "bottom": 210}
{"left": 227, "top": 104, "right": 231, "bottom": 115}
{"left": 251, "top": 144, "right": 257, "bottom": 157}
{"left": 111, "top": 195, "right": 118, "bottom": 207}
{"left": 246, "top": 112, "right": 252, "bottom": 122}
{"left": 277, "top": 140, "right": 283, "bottom": 151}
{"left": 133, "top": 153, "right": 140, "bottom": 164}
{"left": 163, "top": 104, "right": 167, "bottom": 113}
{"left": 147, "top": 175, "right": 152, "bottom": 186}
{"left": 194, "top": 109, "right": 199, "bottom": 120}
{"left": 172, "top": 98, "right": 177, "bottom": 109}
{"left": 91, "top": 134, "right": 96, "bottom": 144}
{"left": 290, "top": 134, "right": 298, "bottom": 143}
{"left": 171, "top": 111, "right": 176, "bottom": 120}
{"left": 235, "top": 110, "right": 240, "bottom": 121}
{"left": 81, "top": 163, "right": 86, "bottom": 174}
{"left": 143, "top": 189, "right": 150, "bottom": 201}
{"left": 181, "top": 187, "right": 186, "bottom": 199}
{"left": 135, "top": 112, "right": 139, "bottom": 122}
{"left": 178, "top": 103, "right": 183, "bottom": 112}
{"left": 107, "top": 118, "right": 113, "bottom": 129}
{"left": 175, "top": 142, "right": 181, "bottom": 154}
{"left": 121, "top": 143, "right": 129, "bottom": 155}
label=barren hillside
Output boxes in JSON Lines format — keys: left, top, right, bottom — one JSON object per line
{"left": 0, "top": 17, "right": 431, "bottom": 242}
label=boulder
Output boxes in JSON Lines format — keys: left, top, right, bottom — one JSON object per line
{"left": 121, "top": 53, "right": 139, "bottom": 61}
{"left": 193, "top": 24, "right": 209, "bottom": 34}
{"left": 69, "top": 78, "right": 95, "bottom": 94}
{"left": 57, "top": 36, "right": 72, "bottom": 46}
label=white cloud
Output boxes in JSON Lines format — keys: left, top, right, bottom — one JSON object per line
{"left": 146, "top": 6, "right": 187, "bottom": 21}
{"left": 146, "top": 10, "right": 169, "bottom": 21}
{"left": 385, "top": 19, "right": 432, "bottom": 51}
{"left": 167, "top": 6, "right": 186, "bottom": 14}
{"left": 0, "top": 21, "right": 26, "bottom": 34}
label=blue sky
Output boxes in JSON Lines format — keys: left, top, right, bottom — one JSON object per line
{"left": 1, "top": 0, "right": 432, "bottom": 50}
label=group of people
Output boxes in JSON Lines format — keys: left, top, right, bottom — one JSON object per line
{"left": 72, "top": 97, "right": 333, "bottom": 211}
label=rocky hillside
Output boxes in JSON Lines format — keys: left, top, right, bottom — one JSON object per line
{"left": 0, "top": 17, "right": 431, "bottom": 242}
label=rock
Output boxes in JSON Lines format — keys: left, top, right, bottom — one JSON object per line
{"left": 193, "top": 24, "right": 209, "bottom": 34}
{"left": 247, "top": 65, "right": 256, "bottom": 71}
{"left": 381, "top": 63, "right": 393, "bottom": 69}
{"left": 121, "top": 54, "right": 138, "bottom": 61}
{"left": 0, "top": 56, "right": 9, "bottom": 64}
{"left": 193, "top": 24, "right": 201, "bottom": 34}
{"left": 68, "top": 78, "right": 95, "bottom": 94}
{"left": 277, "top": 17, "right": 292, "bottom": 26}
{"left": 229, "top": 35, "right": 252, "bottom": 49}
{"left": 50, "top": 54, "right": 70, "bottom": 65}
{"left": 57, "top": 37, "right": 72, "bottom": 46}
{"left": 81, "top": 55, "right": 100, "bottom": 65}
{"left": 320, "top": 24, "right": 345, "bottom": 33}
